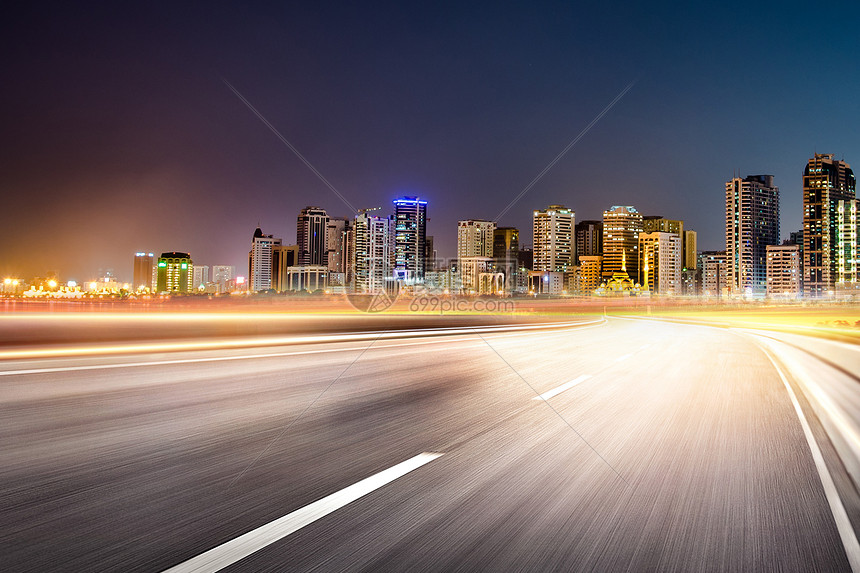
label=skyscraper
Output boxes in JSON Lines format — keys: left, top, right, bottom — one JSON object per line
{"left": 249, "top": 227, "right": 282, "bottom": 292}
{"left": 804, "top": 154, "right": 856, "bottom": 296}
{"left": 683, "top": 230, "right": 697, "bottom": 271}
{"left": 393, "top": 196, "right": 427, "bottom": 284}
{"left": 725, "top": 174, "right": 780, "bottom": 295}
{"left": 133, "top": 252, "right": 154, "bottom": 292}
{"left": 639, "top": 232, "right": 682, "bottom": 295}
{"left": 602, "top": 206, "right": 642, "bottom": 282}
{"left": 297, "top": 206, "right": 330, "bottom": 267}
{"left": 836, "top": 199, "right": 859, "bottom": 289}
{"left": 353, "top": 208, "right": 394, "bottom": 294}
{"left": 574, "top": 220, "right": 602, "bottom": 264}
{"left": 272, "top": 244, "right": 299, "bottom": 292}
{"left": 533, "top": 205, "right": 574, "bottom": 273}
{"left": 156, "top": 252, "right": 193, "bottom": 293}
{"left": 326, "top": 217, "right": 349, "bottom": 274}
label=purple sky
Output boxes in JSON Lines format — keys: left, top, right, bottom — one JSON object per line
{"left": 2, "top": 1, "right": 859, "bottom": 281}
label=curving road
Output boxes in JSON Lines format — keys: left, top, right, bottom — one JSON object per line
{"left": 2, "top": 316, "right": 860, "bottom": 572}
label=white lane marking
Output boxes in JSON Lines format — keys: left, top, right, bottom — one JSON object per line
{"left": 533, "top": 374, "right": 592, "bottom": 401}
{"left": 759, "top": 345, "right": 860, "bottom": 572}
{"left": 640, "top": 344, "right": 650, "bottom": 350}
{"left": 0, "top": 337, "right": 485, "bottom": 377}
{"left": 162, "top": 452, "right": 443, "bottom": 573}
{"left": 615, "top": 353, "right": 632, "bottom": 363}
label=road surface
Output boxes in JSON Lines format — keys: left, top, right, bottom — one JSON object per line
{"left": 3, "top": 316, "right": 860, "bottom": 572}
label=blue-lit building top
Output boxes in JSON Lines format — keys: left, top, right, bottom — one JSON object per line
{"left": 393, "top": 196, "right": 427, "bottom": 284}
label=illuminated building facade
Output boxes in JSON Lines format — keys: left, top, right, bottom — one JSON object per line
{"left": 211, "top": 265, "right": 235, "bottom": 293}
{"left": 700, "top": 251, "right": 728, "bottom": 297}
{"left": 353, "top": 209, "right": 394, "bottom": 294}
{"left": 393, "top": 196, "right": 427, "bottom": 284}
{"left": 803, "top": 154, "right": 856, "bottom": 296}
{"left": 639, "top": 232, "right": 682, "bottom": 295}
{"left": 836, "top": 199, "right": 859, "bottom": 289}
{"left": 602, "top": 206, "right": 642, "bottom": 283}
{"left": 192, "top": 265, "right": 209, "bottom": 290}
{"left": 725, "top": 174, "right": 780, "bottom": 295}
{"left": 684, "top": 230, "right": 697, "bottom": 270}
{"left": 249, "top": 227, "right": 282, "bottom": 292}
{"left": 766, "top": 245, "right": 802, "bottom": 298}
{"left": 458, "top": 220, "right": 496, "bottom": 259}
{"left": 578, "top": 255, "right": 602, "bottom": 294}
{"left": 533, "top": 205, "right": 574, "bottom": 273}
{"left": 133, "top": 252, "right": 154, "bottom": 291}
{"left": 156, "top": 252, "right": 193, "bottom": 293}
{"left": 297, "top": 206, "right": 330, "bottom": 267}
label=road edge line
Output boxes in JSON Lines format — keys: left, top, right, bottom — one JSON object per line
{"left": 758, "top": 342, "right": 860, "bottom": 572}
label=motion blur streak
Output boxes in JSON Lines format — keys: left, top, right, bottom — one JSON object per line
{"left": 2, "top": 317, "right": 858, "bottom": 571}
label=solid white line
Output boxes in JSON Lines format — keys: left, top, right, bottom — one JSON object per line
{"left": 533, "top": 374, "right": 592, "bottom": 401}
{"left": 162, "top": 452, "right": 443, "bottom": 573}
{"left": 759, "top": 346, "right": 860, "bottom": 572}
{"left": 615, "top": 353, "right": 632, "bottom": 362}
{"left": 640, "top": 344, "right": 650, "bottom": 350}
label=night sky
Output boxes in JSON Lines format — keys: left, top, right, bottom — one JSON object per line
{"left": 2, "top": 1, "right": 859, "bottom": 281}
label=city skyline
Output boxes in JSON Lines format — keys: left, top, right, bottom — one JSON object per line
{"left": 2, "top": 2, "right": 859, "bottom": 280}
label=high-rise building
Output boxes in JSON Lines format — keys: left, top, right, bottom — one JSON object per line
{"left": 575, "top": 220, "right": 602, "bottom": 264}
{"left": 602, "top": 206, "right": 643, "bottom": 282}
{"left": 533, "top": 205, "right": 574, "bottom": 273}
{"left": 326, "top": 217, "right": 349, "bottom": 274}
{"left": 766, "top": 245, "right": 802, "bottom": 298}
{"left": 493, "top": 227, "right": 519, "bottom": 294}
{"left": 133, "top": 252, "right": 155, "bottom": 291}
{"left": 249, "top": 227, "right": 283, "bottom": 292}
{"left": 639, "top": 232, "right": 682, "bottom": 295}
{"left": 353, "top": 208, "right": 394, "bottom": 294}
{"left": 683, "top": 230, "right": 697, "bottom": 271}
{"left": 297, "top": 206, "right": 330, "bottom": 267}
{"left": 803, "top": 154, "right": 856, "bottom": 296}
{"left": 156, "top": 252, "right": 193, "bottom": 293}
{"left": 725, "top": 174, "right": 780, "bottom": 295}
{"left": 458, "top": 220, "right": 496, "bottom": 259}
{"left": 700, "top": 251, "right": 727, "bottom": 297}
{"left": 192, "top": 265, "right": 209, "bottom": 290}
{"left": 212, "top": 265, "right": 235, "bottom": 293}
{"left": 836, "top": 199, "right": 859, "bottom": 289}
{"left": 393, "top": 196, "right": 427, "bottom": 284}
{"left": 578, "top": 255, "right": 602, "bottom": 295}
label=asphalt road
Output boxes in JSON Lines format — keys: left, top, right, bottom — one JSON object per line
{"left": 3, "top": 317, "right": 860, "bottom": 572}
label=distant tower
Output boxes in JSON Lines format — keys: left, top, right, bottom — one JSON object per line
{"left": 297, "top": 206, "right": 330, "bottom": 267}
{"left": 156, "top": 252, "right": 193, "bottom": 293}
{"left": 725, "top": 174, "right": 780, "bottom": 295}
{"left": 639, "top": 232, "right": 682, "bottom": 295}
{"left": 602, "top": 206, "right": 642, "bottom": 282}
{"left": 133, "top": 252, "right": 155, "bottom": 291}
{"left": 533, "top": 205, "right": 574, "bottom": 272}
{"left": 393, "top": 196, "right": 427, "bottom": 284}
{"left": 803, "top": 154, "right": 856, "bottom": 296}
{"left": 249, "top": 227, "right": 282, "bottom": 292}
